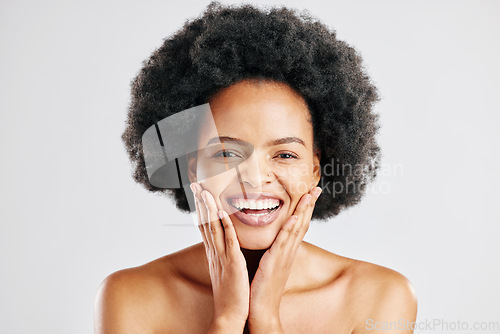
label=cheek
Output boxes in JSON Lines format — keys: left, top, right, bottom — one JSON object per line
{"left": 197, "top": 169, "right": 238, "bottom": 209}
{"left": 198, "top": 174, "right": 224, "bottom": 195}
{"left": 275, "top": 162, "right": 314, "bottom": 194}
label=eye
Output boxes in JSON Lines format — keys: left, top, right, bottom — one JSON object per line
{"left": 276, "top": 152, "right": 298, "bottom": 159}
{"left": 212, "top": 150, "right": 241, "bottom": 158}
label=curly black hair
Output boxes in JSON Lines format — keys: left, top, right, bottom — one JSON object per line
{"left": 121, "top": 1, "right": 381, "bottom": 221}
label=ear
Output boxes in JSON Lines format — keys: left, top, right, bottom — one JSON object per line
{"left": 311, "top": 149, "right": 321, "bottom": 190}
{"left": 186, "top": 152, "right": 198, "bottom": 184}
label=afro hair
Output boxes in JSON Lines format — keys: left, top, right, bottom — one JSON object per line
{"left": 121, "top": 1, "right": 381, "bottom": 221}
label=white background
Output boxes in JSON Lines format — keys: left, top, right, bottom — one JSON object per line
{"left": 1, "top": 0, "right": 499, "bottom": 333}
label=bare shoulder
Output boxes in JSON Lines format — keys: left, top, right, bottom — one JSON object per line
{"left": 337, "top": 254, "right": 418, "bottom": 333}
{"left": 308, "top": 243, "right": 417, "bottom": 305}
{"left": 354, "top": 260, "right": 416, "bottom": 299}
{"left": 94, "top": 244, "right": 205, "bottom": 334}
{"left": 303, "top": 243, "right": 417, "bottom": 333}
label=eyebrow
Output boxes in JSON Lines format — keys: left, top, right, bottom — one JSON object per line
{"left": 206, "top": 136, "right": 306, "bottom": 147}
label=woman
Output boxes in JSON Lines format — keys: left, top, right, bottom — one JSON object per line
{"left": 95, "top": 2, "right": 417, "bottom": 333}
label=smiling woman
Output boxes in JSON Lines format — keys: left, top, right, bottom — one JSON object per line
{"left": 94, "top": 2, "right": 417, "bottom": 334}
{"left": 189, "top": 80, "right": 322, "bottom": 250}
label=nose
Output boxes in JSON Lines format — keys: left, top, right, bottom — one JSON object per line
{"left": 237, "top": 150, "right": 273, "bottom": 189}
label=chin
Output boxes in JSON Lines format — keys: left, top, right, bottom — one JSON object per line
{"left": 239, "top": 241, "right": 272, "bottom": 250}
{"left": 236, "top": 231, "right": 276, "bottom": 250}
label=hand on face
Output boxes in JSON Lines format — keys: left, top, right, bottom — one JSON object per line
{"left": 190, "top": 182, "right": 250, "bottom": 329}
{"left": 247, "top": 186, "right": 322, "bottom": 331}
{"left": 191, "top": 181, "right": 322, "bottom": 331}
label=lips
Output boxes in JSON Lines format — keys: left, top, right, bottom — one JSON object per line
{"left": 226, "top": 193, "right": 284, "bottom": 227}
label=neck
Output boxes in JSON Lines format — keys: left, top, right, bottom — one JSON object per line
{"left": 240, "top": 247, "right": 268, "bottom": 334}
{"left": 240, "top": 247, "right": 268, "bottom": 283}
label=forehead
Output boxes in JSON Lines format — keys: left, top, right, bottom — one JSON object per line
{"left": 199, "top": 80, "right": 313, "bottom": 147}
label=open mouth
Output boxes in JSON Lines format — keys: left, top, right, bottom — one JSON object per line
{"left": 229, "top": 198, "right": 282, "bottom": 215}
{"left": 227, "top": 196, "right": 284, "bottom": 226}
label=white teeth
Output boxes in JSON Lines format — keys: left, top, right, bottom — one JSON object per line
{"left": 246, "top": 212, "right": 269, "bottom": 217}
{"left": 230, "top": 198, "right": 280, "bottom": 211}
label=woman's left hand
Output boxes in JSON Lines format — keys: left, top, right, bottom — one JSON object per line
{"left": 247, "top": 186, "right": 323, "bottom": 333}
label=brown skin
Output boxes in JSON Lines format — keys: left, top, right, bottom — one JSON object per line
{"left": 94, "top": 80, "right": 417, "bottom": 334}
{"left": 190, "top": 79, "right": 323, "bottom": 251}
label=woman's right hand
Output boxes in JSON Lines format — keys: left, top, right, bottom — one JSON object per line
{"left": 190, "top": 182, "right": 249, "bottom": 332}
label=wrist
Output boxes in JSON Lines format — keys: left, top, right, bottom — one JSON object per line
{"left": 248, "top": 315, "right": 283, "bottom": 334}
{"left": 208, "top": 316, "right": 246, "bottom": 334}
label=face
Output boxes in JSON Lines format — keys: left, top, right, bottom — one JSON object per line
{"left": 188, "top": 79, "right": 321, "bottom": 249}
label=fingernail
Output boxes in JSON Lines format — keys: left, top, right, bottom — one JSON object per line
{"left": 201, "top": 191, "right": 206, "bottom": 201}
{"left": 315, "top": 187, "right": 323, "bottom": 197}
{"left": 291, "top": 215, "right": 298, "bottom": 223}
{"left": 218, "top": 211, "right": 224, "bottom": 219}
{"left": 190, "top": 183, "right": 196, "bottom": 194}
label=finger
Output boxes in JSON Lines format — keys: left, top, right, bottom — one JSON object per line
{"left": 309, "top": 186, "right": 323, "bottom": 206}
{"left": 297, "top": 187, "right": 321, "bottom": 228}
{"left": 275, "top": 194, "right": 311, "bottom": 249}
{"left": 218, "top": 210, "right": 241, "bottom": 258}
{"left": 288, "top": 194, "right": 312, "bottom": 245}
{"left": 201, "top": 190, "right": 225, "bottom": 256}
{"left": 190, "top": 183, "right": 203, "bottom": 226}
{"left": 195, "top": 197, "right": 210, "bottom": 249}
{"left": 292, "top": 193, "right": 312, "bottom": 217}
{"left": 192, "top": 183, "right": 213, "bottom": 254}
{"left": 268, "top": 214, "right": 299, "bottom": 259}
{"left": 293, "top": 187, "right": 323, "bottom": 248}
{"left": 193, "top": 183, "right": 209, "bottom": 225}
{"left": 265, "top": 190, "right": 321, "bottom": 268}
{"left": 302, "top": 187, "right": 322, "bottom": 226}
